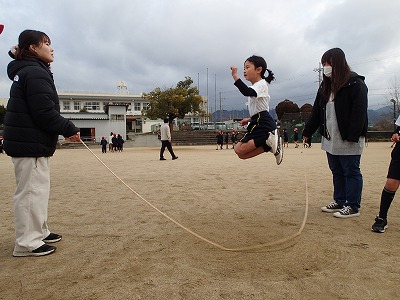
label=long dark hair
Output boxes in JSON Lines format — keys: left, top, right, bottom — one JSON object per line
{"left": 13, "top": 30, "right": 51, "bottom": 67}
{"left": 246, "top": 55, "right": 275, "bottom": 84}
{"left": 321, "top": 48, "right": 351, "bottom": 99}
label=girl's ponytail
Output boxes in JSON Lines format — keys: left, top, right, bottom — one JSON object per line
{"left": 264, "top": 68, "right": 275, "bottom": 84}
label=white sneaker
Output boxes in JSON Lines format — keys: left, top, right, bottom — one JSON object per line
{"left": 266, "top": 129, "right": 279, "bottom": 154}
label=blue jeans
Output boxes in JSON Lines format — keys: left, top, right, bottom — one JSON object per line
{"left": 326, "top": 153, "right": 363, "bottom": 211}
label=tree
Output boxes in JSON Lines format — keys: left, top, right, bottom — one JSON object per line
{"left": 0, "top": 105, "right": 6, "bottom": 128}
{"left": 143, "top": 77, "right": 204, "bottom": 123}
{"left": 300, "top": 103, "right": 313, "bottom": 113}
{"left": 370, "top": 118, "right": 393, "bottom": 131}
{"left": 275, "top": 99, "right": 300, "bottom": 120}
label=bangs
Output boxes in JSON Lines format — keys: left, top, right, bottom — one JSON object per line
{"left": 41, "top": 34, "right": 51, "bottom": 45}
{"left": 321, "top": 50, "right": 331, "bottom": 64}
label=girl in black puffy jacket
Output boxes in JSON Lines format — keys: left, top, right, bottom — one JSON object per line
{"left": 4, "top": 30, "right": 80, "bottom": 257}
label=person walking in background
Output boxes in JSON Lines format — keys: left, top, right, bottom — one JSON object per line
{"left": 160, "top": 118, "right": 178, "bottom": 160}
{"left": 293, "top": 128, "right": 299, "bottom": 148}
{"left": 224, "top": 131, "right": 229, "bottom": 149}
{"left": 283, "top": 129, "right": 289, "bottom": 148}
{"left": 303, "top": 48, "right": 368, "bottom": 218}
{"left": 371, "top": 116, "right": 400, "bottom": 232}
{"left": 230, "top": 55, "right": 283, "bottom": 164}
{"left": 4, "top": 30, "right": 80, "bottom": 257}
{"left": 100, "top": 136, "right": 107, "bottom": 153}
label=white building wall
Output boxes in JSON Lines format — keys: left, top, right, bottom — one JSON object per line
{"left": 142, "top": 118, "right": 163, "bottom": 133}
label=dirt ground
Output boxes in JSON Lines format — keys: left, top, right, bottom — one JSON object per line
{"left": 1, "top": 142, "right": 400, "bottom": 300}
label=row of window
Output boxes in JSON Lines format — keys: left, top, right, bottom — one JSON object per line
{"left": 62, "top": 101, "right": 149, "bottom": 112}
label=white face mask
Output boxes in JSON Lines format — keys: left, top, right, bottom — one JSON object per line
{"left": 323, "top": 65, "right": 332, "bottom": 78}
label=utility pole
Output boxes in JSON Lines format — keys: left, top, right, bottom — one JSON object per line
{"left": 219, "top": 91, "right": 222, "bottom": 124}
{"left": 214, "top": 74, "right": 217, "bottom": 123}
{"left": 206, "top": 68, "right": 209, "bottom": 123}
{"left": 313, "top": 62, "right": 322, "bottom": 85}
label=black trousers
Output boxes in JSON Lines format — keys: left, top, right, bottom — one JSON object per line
{"left": 160, "top": 140, "right": 176, "bottom": 158}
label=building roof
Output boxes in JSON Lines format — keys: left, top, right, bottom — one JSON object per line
{"left": 58, "top": 92, "right": 145, "bottom": 102}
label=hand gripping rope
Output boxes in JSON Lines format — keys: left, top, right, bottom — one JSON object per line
{"left": 80, "top": 140, "right": 309, "bottom": 251}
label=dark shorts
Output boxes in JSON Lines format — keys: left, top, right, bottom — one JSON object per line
{"left": 240, "top": 111, "right": 276, "bottom": 148}
{"left": 387, "top": 142, "right": 400, "bottom": 180}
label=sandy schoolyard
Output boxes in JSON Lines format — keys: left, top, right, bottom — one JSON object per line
{"left": 0, "top": 142, "right": 400, "bottom": 299}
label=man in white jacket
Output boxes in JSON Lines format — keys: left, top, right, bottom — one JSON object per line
{"left": 160, "top": 118, "right": 178, "bottom": 160}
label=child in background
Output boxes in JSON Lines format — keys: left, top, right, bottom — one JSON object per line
{"left": 224, "top": 131, "right": 229, "bottom": 149}
{"left": 293, "top": 128, "right": 299, "bottom": 148}
{"left": 100, "top": 136, "right": 107, "bottom": 153}
{"left": 283, "top": 129, "right": 289, "bottom": 148}
{"left": 216, "top": 130, "right": 223, "bottom": 150}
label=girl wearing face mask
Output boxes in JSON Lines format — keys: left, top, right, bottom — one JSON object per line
{"left": 303, "top": 48, "right": 368, "bottom": 218}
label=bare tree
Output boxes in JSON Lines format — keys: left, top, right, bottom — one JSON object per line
{"left": 387, "top": 76, "right": 400, "bottom": 115}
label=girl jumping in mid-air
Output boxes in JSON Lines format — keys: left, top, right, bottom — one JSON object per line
{"left": 230, "top": 55, "right": 282, "bottom": 164}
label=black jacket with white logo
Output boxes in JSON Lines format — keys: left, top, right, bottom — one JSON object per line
{"left": 4, "top": 58, "right": 79, "bottom": 157}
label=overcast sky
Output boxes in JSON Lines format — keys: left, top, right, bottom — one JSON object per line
{"left": 1, "top": 0, "right": 399, "bottom": 112}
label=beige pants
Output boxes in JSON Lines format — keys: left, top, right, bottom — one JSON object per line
{"left": 12, "top": 157, "right": 51, "bottom": 253}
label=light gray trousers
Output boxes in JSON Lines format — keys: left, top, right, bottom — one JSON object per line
{"left": 12, "top": 157, "right": 51, "bottom": 253}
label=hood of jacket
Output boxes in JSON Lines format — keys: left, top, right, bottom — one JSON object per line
{"left": 7, "top": 59, "right": 52, "bottom": 81}
{"left": 347, "top": 71, "right": 365, "bottom": 85}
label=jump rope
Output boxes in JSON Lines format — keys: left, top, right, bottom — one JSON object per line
{"left": 79, "top": 139, "right": 310, "bottom": 252}
{"left": 0, "top": 24, "right": 309, "bottom": 251}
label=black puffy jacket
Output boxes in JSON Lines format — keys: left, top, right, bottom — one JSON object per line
{"left": 3, "top": 59, "right": 79, "bottom": 157}
{"left": 303, "top": 72, "right": 368, "bottom": 143}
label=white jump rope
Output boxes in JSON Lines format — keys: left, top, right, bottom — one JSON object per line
{"left": 80, "top": 140, "right": 309, "bottom": 251}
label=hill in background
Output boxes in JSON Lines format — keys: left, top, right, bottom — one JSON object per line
{"left": 211, "top": 105, "right": 392, "bottom": 126}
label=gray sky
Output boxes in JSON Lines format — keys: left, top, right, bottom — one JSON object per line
{"left": 1, "top": 0, "right": 399, "bottom": 111}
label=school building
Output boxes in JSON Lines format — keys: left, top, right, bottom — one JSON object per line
{"left": 58, "top": 91, "right": 209, "bottom": 142}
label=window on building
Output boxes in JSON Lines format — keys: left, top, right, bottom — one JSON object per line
{"left": 63, "top": 102, "right": 70, "bottom": 110}
{"left": 110, "top": 114, "right": 125, "bottom": 121}
{"left": 74, "top": 102, "right": 81, "bottom": 111}
{"left": 143, "top": 102, "right": 150, "bottom": 110}
{"left": 84, "top": 102, "right": 100, "bottom": 111}
{"left": 134, "top": 102, "right": 141, "bottom": 111}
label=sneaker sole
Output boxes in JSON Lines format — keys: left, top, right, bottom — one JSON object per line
{"left": 275, "top": 137, "right": 283, "bottom": 165}
{"left": 267, "top": 130, "right": 279, "bottom": 154}
{"left": 371, "top": 225, "right": 388, "bottom": 233}
{"left": 13, "top": 248, "right": 56, "bottom": 257}
{"left": 43, "top": 237, "right": 62, "bottom": 243}
{"left": 321, "top": 207, "right": 342, "bottom": 213}
{"left": 333, "top": 211, "right": 360, "bottom": 218}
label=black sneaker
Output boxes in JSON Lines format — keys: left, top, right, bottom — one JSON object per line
{"left": 172, "top": 156, "right": 178, "bottom": 160}
{"left": 333, "top": 206, "right": 360, "bottom": 218}
{"left": 160, "top": 157, "right": 166, "bottom": 160}
{"left": 371, "top": 216, "right": 388, "bottom": 233}
{"left": 321, "top": 201, "right": 343, "bottom": 213}
{"left": 43, "top": 233, "right": 62, "bottom": 243}
{"left": 13, "top": 244, "right": 57, "bottom": 257}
